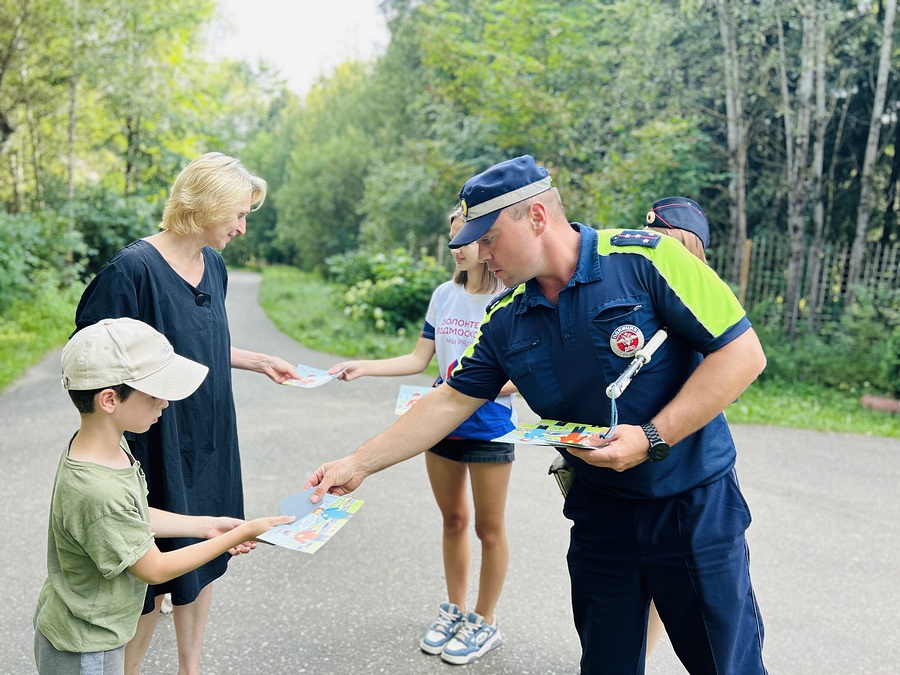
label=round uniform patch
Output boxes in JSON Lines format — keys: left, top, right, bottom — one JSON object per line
{"left": 610, "top": 324, "right": 644, "bottom": 358}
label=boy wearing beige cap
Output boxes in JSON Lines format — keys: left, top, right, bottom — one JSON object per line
{"left": 34, "top": 318, "right": 293, "bottom": 675}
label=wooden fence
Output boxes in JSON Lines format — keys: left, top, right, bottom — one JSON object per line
{"left": 708, "top": 236, "right": 900, "bottom": 328}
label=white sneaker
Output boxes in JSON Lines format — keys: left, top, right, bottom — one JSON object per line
{"left": 441, "top": 611, "right": 502, "bottom": 665}
{"left": 420, "top": 602, "right": 464, "bottom": 654}
{"left": 160, "top": 593, "right": 173, "bottom": 615}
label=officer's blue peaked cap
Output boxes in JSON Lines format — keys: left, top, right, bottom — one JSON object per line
{"left": 450, "top": 155, "right": 552, "bottom": 249}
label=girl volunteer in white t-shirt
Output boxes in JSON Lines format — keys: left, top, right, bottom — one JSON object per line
{"left": 329, "top": 207, "right": 516, "bottom": 665}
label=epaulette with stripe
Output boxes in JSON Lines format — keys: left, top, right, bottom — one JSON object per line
{"left": 609, "top": 230, "right": 662, "bottom": 248}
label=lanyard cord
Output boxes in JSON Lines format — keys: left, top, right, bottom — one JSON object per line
{"left": 601, "top": 328, "right": 668, "bottom": 439}
{"left": 601, "top": 389, "right": 618, "bottom": 439}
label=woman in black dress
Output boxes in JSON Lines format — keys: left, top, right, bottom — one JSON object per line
{"left": 75, "top": 152, "right": 299, "bottom": 674}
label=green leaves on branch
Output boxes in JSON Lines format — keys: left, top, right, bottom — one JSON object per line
{"left": 0, "top": 211, "right": 86, "bottom": 312}
{"left": 753, "top": 287, "right": 900, "bottom": 397}
{"left": 326, "top": 248, "right": 448, "bottom": 333}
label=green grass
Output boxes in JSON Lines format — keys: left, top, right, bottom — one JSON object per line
{"left": 259, "top": 265, "right": 439, "bottom": 377}
{"left": 727, "top": 381, "right": 898, "bottom": 437}
{"left": 260, "top": 265, "right": 898, "bottom": 439}
{"left": 0, "top": 288, "right": 80, "bottom": 391}
{"left": 1, "top": 266, "right": 896, "bottom": 439}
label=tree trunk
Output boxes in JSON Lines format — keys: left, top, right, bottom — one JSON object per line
{"left": 715, "top": 0, "right": 749, "bottom": 286}
{"left": 0, "top": 1, "right": 28, "bottom": 156}
{"left": 777, "top": 5, "right": 816, "bottom": 339}
{"left": 883, "top": 114, "right": 900, "bottom": 245}
{"left": 806, "top": 1, "right": 828, "bottom": 330}
{"left": 846, "top": 0, "right": 896, "bottom": 306}
{"left": 124, "top": 115, "right": 138, "bottom": 194}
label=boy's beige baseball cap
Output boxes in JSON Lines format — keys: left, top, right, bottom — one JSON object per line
{"left": 62, "top": 318, "right": 208, "bottom": 401}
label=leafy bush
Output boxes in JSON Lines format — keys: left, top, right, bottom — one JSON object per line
{"left": 0, "top": 211, "right": 86, "bottom": 311}
{"left": 259, "top": 265, "right": 437, "bottom": 366}
{"left": 327, "top": 248, "right": 449, "bottom": 332}
{"left": 0, "top": 285, "right": 81, "bottom": 391}
{"left": 753, "top": 287, "right": 900, "bottom": 396}
{"left": 356, "top": 149, "right": 465, "bottom": 255}
{"left": 324, "top": 248, "right": 383, "bottom": 287}
{"left": 68, "top": 188, "right": 161, "bottom": 276}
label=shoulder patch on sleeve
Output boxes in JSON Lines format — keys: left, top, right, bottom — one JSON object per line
{"left": 610, "top": 230, "right": 662, "bottom": 248}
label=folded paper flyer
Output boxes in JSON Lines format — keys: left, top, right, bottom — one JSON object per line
{"left": 257, "top": 488, "right": 364, "bottom": 554}
{"left": 282, "top": 364, "right": 347, "bottom": 388}
{"left": 492, "top": 419, "right": 609, "bottom": 449}
{"left": 394, "top": 384, "right": 434, "bottom": 415}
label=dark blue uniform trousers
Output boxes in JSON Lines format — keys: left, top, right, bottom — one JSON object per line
{"left": 564, "top": 471, "right": 767, "bottom": 674}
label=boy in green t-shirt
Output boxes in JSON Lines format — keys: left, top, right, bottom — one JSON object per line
{"left": 34, "top": 318, "right": 293, "bottom": 674}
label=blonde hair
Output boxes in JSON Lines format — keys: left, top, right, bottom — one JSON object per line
{"left": 160, "top": 152, "right": 267, "bottom": 235}
{"left": 646, "top": 226, "right": 708, "bottom": 263}
{"left": 449, "top": 206, "right": 503, "bottom": 295}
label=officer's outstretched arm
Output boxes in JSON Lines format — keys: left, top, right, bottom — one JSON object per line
{"left": 305, "top": 384, "right": 484, "bottom": 503}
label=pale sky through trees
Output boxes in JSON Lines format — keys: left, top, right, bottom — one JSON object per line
{"left": 210, "top": 0, "right": 389, "bottom": 94}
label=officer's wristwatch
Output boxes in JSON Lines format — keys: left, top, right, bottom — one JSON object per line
{"left": 641, "top": 421, "right": 670, "bottom": 462}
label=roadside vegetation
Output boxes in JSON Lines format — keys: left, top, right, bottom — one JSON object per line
{"left": 0, "top": 289, "right": 81, "bottom": 390}
{"left": 259, "top": 266, "right": 899, "bottom": 439}
{"left": 1, "top": 3, "right": 897, "bottom": 440}
{"left": 1, "top": 265, "right": 895, "bottom": 438}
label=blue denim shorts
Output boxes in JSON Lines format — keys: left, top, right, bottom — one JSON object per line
{"left": 428, "top": 438, "right": 515, "bottom": 463}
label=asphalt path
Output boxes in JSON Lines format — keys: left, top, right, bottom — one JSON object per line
{"left": 1, "top": 270, "right": 898, "bottom": 674}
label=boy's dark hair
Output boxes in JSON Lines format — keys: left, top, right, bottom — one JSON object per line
{"left": 68, "top": 383, "right": 136, "bottom": 414}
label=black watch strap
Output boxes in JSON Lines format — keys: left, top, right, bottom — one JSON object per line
{"left": 641, "top": 421, "right": 670, "bottom": 462}
{"left": 641, "top": 421, "right": 663, "bottom": 445}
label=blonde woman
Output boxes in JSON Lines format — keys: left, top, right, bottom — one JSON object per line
{"left": 74, "top": 153, "right": 299, "bottom": 675}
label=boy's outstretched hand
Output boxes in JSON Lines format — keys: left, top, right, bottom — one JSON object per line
{"left": 204, "top": 515, "right": 296, "bottom": 555}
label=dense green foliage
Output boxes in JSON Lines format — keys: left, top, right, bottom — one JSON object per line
{"left": 227, "top": 0, "right": 898, "bottom": 280}
{"left": 1, "top": 1, "right": 897, "bottom": 431}
{"left": 257, "top": 265, "right": 436, "bottom": 370}
{"left": 4, "top": 1, "right": 897, "bottom": 288}
{"left": 0, "top": 211, "right": 85, "bottom": 310}
{"left": 325, "top": 248, "right": 449, "bottom": 331}
{"left": 0, "top": 287, "right": 80, "bottom": 391}
{"left": 1, "top": 0, "right": 284, "bottom": 267}
{"left": 885, "top": 327, "right": 900, "bottom": 398}
{"left": 66, "top": 188, "right": 162, "bottom": 275}
{"left": 754, "top": 288, "right": 900, "bottom": 396}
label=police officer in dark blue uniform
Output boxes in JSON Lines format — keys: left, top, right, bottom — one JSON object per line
{"left": 307, "top": 156, "right": 769, "bottom": 675}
